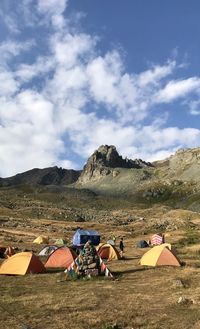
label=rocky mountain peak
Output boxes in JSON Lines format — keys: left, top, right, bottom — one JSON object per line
{"left": 78, "top": 144, "right": 153, "bottom": 183}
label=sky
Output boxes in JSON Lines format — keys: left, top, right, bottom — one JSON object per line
{"left": 1, "top": 0, "right": 200, "bottom": 177}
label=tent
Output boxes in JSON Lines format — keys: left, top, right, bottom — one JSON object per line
{"left": 139, "top": 245, "right": 181, "bottom": 267}
{"left": 72, "top": 229, "right": 100, "bottom": 247}
{"left": 96, "top": 243, "right": 120, "bottom": 260}
{"left": 45, "top": 247, "right": 77, "bottom": 268}
{"left": 137, "top": 240, "right": 149, "bottom": 248}
{"left": 150, "top": 234, "right": 164, "bottom": 246}
{"left": 55, "top": 238, "right": 67, "bottom": 246}
{"left": 161, "top": 243, "right": 172, "bottom": 250}
{"left": 107, "top": 239, "right": 115, "bottom": 246}
{"left": 39, "top": 245, "right": 58, "bottom": 256}
{"left": 0, "top": 252, "right": 46, "bottom": 275}
{"left": 33, "top": 236, "right": 49, "bottom": 244}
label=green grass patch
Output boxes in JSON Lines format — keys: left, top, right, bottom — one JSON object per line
{"left": 176, "top": 230, "right": 200, "bottom": 248}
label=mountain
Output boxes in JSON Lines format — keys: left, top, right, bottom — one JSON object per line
{"left": 0, "top": 166, "right": 81, "bottom": 187}
{"left": 1, "top": 145, "right": 200, "bottom": 214}
{"left": 154, "top": 147, "right": 200, "bottom": 182}
{"left": 78, "top": 145, "right": 153, "bottom": 183}
{"left": 75, "top": 146, "right": 200, "bottom": 209}
{"left": 1, "top": 145, "right": 200, "bottom": 209}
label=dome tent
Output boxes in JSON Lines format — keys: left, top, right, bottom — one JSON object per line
{"left": 0, "top": 252, "right": 46, "bottom": 275}
{"left": 39, "top": 245, "right": 58, "bottom": 256}
{"left": 55, "top": 238, "right": 67, "bottom": 246}
{"left": 140, "top": 245, "right": 181, "bottom": 267}
{"left": 45, "top": 247, "right": 77, "bottom": 268}
{"left": 137, "top": 240, "right": 149, "bottom": 248}
{"left": 96, "top": 243, "right": 120, "bottom": 260}
{"left": 33, "top": 236, "right": 49, "bottom": 244}
{"left": 72, "top": 229, "right": 100, "bottom": 247}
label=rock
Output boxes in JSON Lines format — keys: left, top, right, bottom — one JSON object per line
{"left": 177, "top": 296, "right": 194, "bottom": 305}
{"left": 172, "top": 279, "right": 185, "bottom": 288}
{"left": 112, "top": 170, "right": 119, "bottom": 177}
{"left": 78, "top": 145, "right": 153, "bottom": 183}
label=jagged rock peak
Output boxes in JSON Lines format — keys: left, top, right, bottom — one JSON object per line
{"left": 89, "top": 145, "right": 153, "bottom": 168}
{"left": 90, "top": 145, "right": 136, "bottom": 169}
{"left": 78, "top": 145, "right": 153, "bottom": 183}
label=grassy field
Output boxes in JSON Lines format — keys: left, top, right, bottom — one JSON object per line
{"left": 1, "top": 214, "right": 200, "bottom": 329}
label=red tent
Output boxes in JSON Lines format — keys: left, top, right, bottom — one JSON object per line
{"left": 45, "top": 247, "right": 77, "bottom": 268}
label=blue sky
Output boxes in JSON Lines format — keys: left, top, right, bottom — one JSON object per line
{"left": 1, "top": 0, "right": 200, "bottom": 177}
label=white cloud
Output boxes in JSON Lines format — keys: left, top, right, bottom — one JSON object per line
{"left": 37, "top": 0, "right": 67, "bottom": 15}
{"left": 155, "top": 77, "right": 200, "bottom": 103}
{"left": 50, "top": 33, "right": 95, "bottom": 67}
{"left": 15, "top": 57, "right": 54, "bottom": 82}
{"left": 1, "top": 1, "right": 200, "bottom": 177}
{"left": 0, "top": 40, "right": 35, "bottom": 64}
{"left": 188, "top": 99, "right": 200, "bottom": 116}
{"left": 0, "top": 13, "right": 20, "bottom": 34}
{"left": 0, "top": 71, "right": 19, "bottom": 96}
{"left": 37, "top": 0, "right": 68, "bottom": 29}
{"left": 138, "top": 61, "right": 176, "bottom": 87}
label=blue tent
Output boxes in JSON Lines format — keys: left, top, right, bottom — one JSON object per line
{"left": 137, "top": 240, "right": 149, "bottom": 248}
{"left": 72, "top": 229, "right": 100, "bottom": 247}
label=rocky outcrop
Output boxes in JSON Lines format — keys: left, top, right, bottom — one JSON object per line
{"left": 154, "top": 147, "right": 200, "bottom": 182}
{"left": 0, "top": 166, "right": 81, "bottom": 187}
{"left": 78, "top": 145, "right": 153, "bottom": 183}
{"left": 155, "top": 147, "right": 200, "bottom": 169}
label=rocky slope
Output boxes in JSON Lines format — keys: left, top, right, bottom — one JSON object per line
{"left": 0, "top": 166, "right": 81, "bottom": 187}
{"left": 2, "top": 146, "right": 200, "bottom": 210}
{"left": 154, "top": 147, "right": 200, "bottom": 182}
{"left": 78, "top": 145, "right": 153, "bottom": 183}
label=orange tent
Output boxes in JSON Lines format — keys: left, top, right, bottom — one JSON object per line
{"left": 140, "top": 245, "right": 181, "bottom": 267}
{"left": 45, "top": 247, "right": 77, "bottom": 268}
{"left": 96, "top": 243, "right": 120, "bottom": 261}
{"left": 0, "top": 252, "right": 46, "bottom": 275}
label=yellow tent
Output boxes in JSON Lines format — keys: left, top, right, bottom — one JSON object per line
{"left": 160, "top": 243, "right": 172, "bottom": 250}
{"left": 140, "top": 244, "right": 180, "bottom": 267}
{"left": 96, "top": 243, "right": 121, "bottom": 261}
{"left": 0, "top": 252, "right": 46, "bottom": 275}
{"left": 33, "top": 236, "right": 49, "bottom": 244}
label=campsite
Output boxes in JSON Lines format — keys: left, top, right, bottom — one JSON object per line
{"left": 2, "top": 0, "right": 200, "bottom": 328}
{"left": 2, "top": 209, "right": 200, "bottom": 329}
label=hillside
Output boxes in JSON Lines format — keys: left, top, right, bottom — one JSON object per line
{"left": 1, "top": 145, "right": 200, "bottom": 212}
{"left": 0, "top": 166, "right": 81, "bottom": 187}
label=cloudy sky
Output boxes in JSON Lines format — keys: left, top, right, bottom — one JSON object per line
{"left": 1, "top": 0, "right": 200, "bottom": 177}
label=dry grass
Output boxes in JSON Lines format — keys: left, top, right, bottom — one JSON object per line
{"left": 1, "top": 208, "right": 200, "bottom": 328}
{"left": 1, "top": 260, "right": 200, "bottom": 329}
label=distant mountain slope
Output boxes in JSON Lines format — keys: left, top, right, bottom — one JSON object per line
{"left": 0, "top": 166, "right": 81, "bottom": 187}
{"left": 1, "top": 146, "right": 200, "bottom": 205}
{"left": 153, "top": 147, "right": 200, "bottom": 182}
{"left": 75, "top": 147, "right": 200, "bottom": 209}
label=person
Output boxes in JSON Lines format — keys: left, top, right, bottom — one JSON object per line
{"left": 112, "top": 235, "right": 116, "bottom": 245}
{"left": 119, "top": 237, "right": 124, "bottom": 258}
